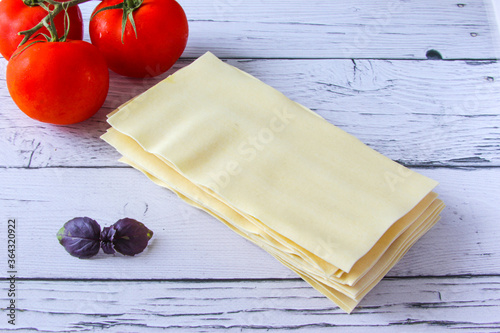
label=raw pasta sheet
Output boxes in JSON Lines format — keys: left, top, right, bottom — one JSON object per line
{"left": 102, "top": 52, "right": 444, "bottom": 312}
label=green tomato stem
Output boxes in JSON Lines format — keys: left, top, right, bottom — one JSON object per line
{"left": 91, "top": 0, "right": 143, "bottom": 44}
{"left": 23, "top": 0, "right": 43, "bottom": 7}
{"left": 18, "top": 0, "right": 92, "bottom": 47}
{"left": 19, "top": 0, "right": 144, "bottom": 48}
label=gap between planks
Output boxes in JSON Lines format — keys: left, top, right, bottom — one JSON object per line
{"left": 8, "top": 273, "right": 500, "bottom": 283}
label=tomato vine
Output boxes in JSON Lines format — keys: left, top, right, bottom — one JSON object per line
{"left": 3, "top": 0, "right": 188, "bottom": 124}
{"left": 18, "top": 0, "right": 88, "bottom": 45}
{"left": 18, "top": 0, "right": 141, "bottom": 47}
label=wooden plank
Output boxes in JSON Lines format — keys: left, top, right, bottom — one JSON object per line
{"left": 1, "top": 58, "right": 499, "bottom": 168}
{"left": 0, "top": 277, "right": 499, "bottom": 331}
{"left": 0, "top": 167, "right": 498, "bottom": 280}
{"left": 75, "top": 0, "right": 499, "bottom": 60}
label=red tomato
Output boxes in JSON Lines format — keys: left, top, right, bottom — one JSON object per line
{"left": 6, "top": 40, "right": 109, "bottom": 125}
{"left": 89, "top": 0, "right": 188, "bottom": 78}
{"left": 0, "top": 0, "right": 84, "bottom": 60}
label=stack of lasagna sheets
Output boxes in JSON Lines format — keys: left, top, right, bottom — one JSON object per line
{"left": 102, "top": 52, "right": 445, "bottom": 313}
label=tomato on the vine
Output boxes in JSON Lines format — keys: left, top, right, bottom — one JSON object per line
{"left": 0, "top": 0, "right": 84, "bottom": 60}
{"left": 89, "top": 0, "right": 188, "bottom": 78}
{"left": 6, "top": 40, "right": 109, "bottom": 125}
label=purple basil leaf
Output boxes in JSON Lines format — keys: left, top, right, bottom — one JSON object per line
{"left": 57, "top": 217, "right": 101, "bottom": 259}
{"left": 100, "top": 226, "right": 117, "bottom": 254}
{"left": 111, "top": 218, "right": 154, "bottom": 256}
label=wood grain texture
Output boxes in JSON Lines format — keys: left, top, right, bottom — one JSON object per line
{"left": 76, "top": 0, "right": 499, "bottom": 60}
{"left": 1, "top": 58, "right": 499, "bottom": 168}
{"left": 0, "top": 0, "right": 498, "bottom": 330}
{"left": 0, "top": 167, "right": 498, "bottom": 280}
{"left": 1, "top": 277, "right": 499, "bottom": 331}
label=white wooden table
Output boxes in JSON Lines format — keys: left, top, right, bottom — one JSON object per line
{"left": 1, "top": 0, "right": 500, "bottom": 331}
